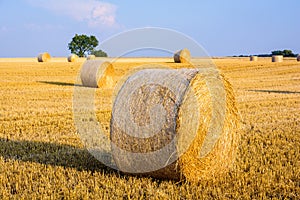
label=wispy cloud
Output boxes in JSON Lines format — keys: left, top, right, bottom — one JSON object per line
{"left": 26, "top": 0, "right": 118, "bottom": 27}
{"left": 0, "top": 26, "right": 8, "bottom": 32}
{"left": 24, "top": 23, "right": 64, "bottom": 31}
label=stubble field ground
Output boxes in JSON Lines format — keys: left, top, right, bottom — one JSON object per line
{"left": 0, "top": 57, "right": 299, "bottom": 199}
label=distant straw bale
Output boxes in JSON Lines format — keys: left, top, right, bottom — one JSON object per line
{"left": 67, "top": 54, "right": 78, "bottom": 62}
{"left": 174, "top": 48, "right": 191, "bottom": 63}
{"left": 272, "top": 55, "right": 283, "bottom": 62}
{"left": 80, "top": 60, "right": 114, "bottom": 88}
{"left": 37, "top": 52, "right": 51, "bottom": 62}
{"left": 87, "top": 55, "right": 96, "bottom": 60}
{"left": 250, "top": 56, "right": 258, "bottom": 61}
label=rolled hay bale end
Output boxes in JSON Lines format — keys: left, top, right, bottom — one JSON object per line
{"left": 87, "top": 55, "right": 96, "bottom": 60}
{"left": 297, "top": 55, "right": 300, "bottom": 62}
{"left": 110, "top": 69, "right": 240, "bottom": 182}
{"left": 272, "top": 55, "right": 283, "bottom": 62}
{"left": 250, "top": 56, "right": 258, "bottom": 61}
{"left": 67, "top": 54, "right": 78, "bottom": 62}
{"left": 174, "top": 48, "right": 191, "bottom": 63}
{"left": 80, "top": 60, "right": 115, "bottom": 88}
{"left": 37, "top": 52, "right": 51, "bottom": 62}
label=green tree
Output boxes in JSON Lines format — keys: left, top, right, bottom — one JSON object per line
{"left": 91, "top": 49, "right": 108, "bottom": 57}
{"left": 68, "top": 34, "right": 99, "bottom": 57}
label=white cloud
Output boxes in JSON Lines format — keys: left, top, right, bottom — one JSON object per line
{"left": 26, "top": 0, "right": 118, "bottom": 27}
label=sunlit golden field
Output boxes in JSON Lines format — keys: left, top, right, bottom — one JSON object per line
{"left": 0, "top": 57, "right": 299, "bottom": 199}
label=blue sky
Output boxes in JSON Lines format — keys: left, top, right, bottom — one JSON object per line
{"left": 0, "top": 0, "right": 299, "bottom": 57}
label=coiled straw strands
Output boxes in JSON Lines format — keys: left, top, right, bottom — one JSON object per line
{"left": 110, "top": 68, "right": 240, "bottom": 183}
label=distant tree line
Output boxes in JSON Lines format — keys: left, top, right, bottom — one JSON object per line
{"left": 271, "top": 50, "right": 296, "bottom": 57}
{"left": 91, "top": 49, "right": 108, "bottom": 57}
{"left": 233, "top": 49, "right": 298, "bottom": 57}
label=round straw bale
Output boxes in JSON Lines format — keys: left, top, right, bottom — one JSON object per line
{"left": 80, "top": 60, "right": 114, "bottom": 88}
{"left": 250, "top": 56, "right": 258, "bottom": 61}
{"left": 68, "top": 54, "right": 78, "bottom": 62}
{"left": 87, "top": 55, "right": 96, "bottom": 60}
{"left": 272, "top": 55, "right": 283, "bottom": 62}
{"left": 174, "top": 48, "right": 191, "bottom": 63}
{"left": 297, "top": 55, "right": 300, "bottom": 62}
{"left": 110, "top": 68, "right": 239, "bottom": 182}
{"left": 37, "top": 52, "right": 51, "bottom": 62}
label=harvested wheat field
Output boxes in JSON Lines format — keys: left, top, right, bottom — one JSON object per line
{"left": 0, "top": 57, "right": 299, "bottom": 199}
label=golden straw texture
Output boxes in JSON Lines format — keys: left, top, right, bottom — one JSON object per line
{"left": 110, "top": 68, "right": 240, "bottom": 183}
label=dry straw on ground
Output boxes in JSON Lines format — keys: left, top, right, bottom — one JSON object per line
{"left": 110, "top": 68, "right": 240, "bottom": 183}
{"left": 37, "top": 52, "right": 51, "bottom": 62}
{"left": 174, "top": 48, "right": 191, "bottom": 63}
{"left": 272, "top": 55, "right": 283, "bottom": 62}
{"left": 250, "top": 56, "right": 258, "bottom": 61}
{"left": 87, "top": 55, "right": 96, "bottom": 60}
{"left": 67, "top": 54, "right": 78, "bottom": 62}
{"left": 80, "top": 60, "right": 114, "bottom": 88}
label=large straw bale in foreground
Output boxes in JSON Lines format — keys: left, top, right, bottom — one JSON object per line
{"left": 37, "top": 52, "right": 51, "bottom": 62}
{"left": 272, "top": 55, "right": 283, "bottom": 62}
{"left": 110, "top": 68, "right": 240, "bottom": 183}
{"left": 174, "top": 48, "right": 191, "bottom": 63}
{"left": 80, "top": 60, "right": 114, "bottom": 88}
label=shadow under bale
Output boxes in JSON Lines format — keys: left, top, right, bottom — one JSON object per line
{"left": 0, "top": 138, "right": 114, "bottom": 174}
{"left": 37, "top": 81, "right": 86, "bottom": 87}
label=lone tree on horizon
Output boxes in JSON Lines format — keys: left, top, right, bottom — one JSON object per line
{"left": 68, "top": 34, "right": 99, "bottom": 57}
